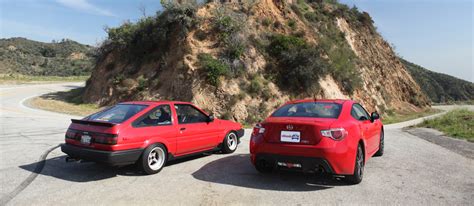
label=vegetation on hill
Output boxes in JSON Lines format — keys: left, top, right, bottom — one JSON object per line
{"left": 402, "top": 58, "right": 474, "bottom": 103}
{"left": 417, "top": 109, "right": 474, "bottom": 142}
{"left": 0, "top": 37, "right": 94, "bottom": 76}
{"left": 82, "top": 0, "right": 429, "bottom": 124}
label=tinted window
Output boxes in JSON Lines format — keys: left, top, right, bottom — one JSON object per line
{"left": 175, "top": 104, "right": 208, "bottom": 124}
{"left": 271, "top": 102, "right": 342, "bottom": 118}
{"left": 87, "top": 104, "right": 147, "bottom": 123}
{"left": 134, "top": 105, "right": 172, "bottom": 127}
{"left": 351, "top": 104, "right": 370, "bottom": 121}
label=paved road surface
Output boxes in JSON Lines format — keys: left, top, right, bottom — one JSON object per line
{"left": 1, "top": 83, "right": 473, "bottom": 205}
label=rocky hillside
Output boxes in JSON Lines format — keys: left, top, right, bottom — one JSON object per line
{"left": 0, "top": 37, "right": 94, "bottom": 76}
{"left": 83, "top": 0, "right": 429, "bottom": 123}
{"left": 402, "top": 58, "right": 474, "bottom": 103}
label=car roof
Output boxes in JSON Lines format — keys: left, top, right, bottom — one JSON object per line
{"left": 119, "top": 100, "right": 193, "bottom": 106}
{"left": 286, "top": 98, "right": 352, "bottom": 105}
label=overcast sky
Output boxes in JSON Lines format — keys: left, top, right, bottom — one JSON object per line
{"left": 1, "top": 0, "right": 472, "bottom": 82}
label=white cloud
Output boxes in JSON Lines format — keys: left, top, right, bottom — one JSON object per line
{"left": 56, "top": 0, "right": 116, "bottom": 17}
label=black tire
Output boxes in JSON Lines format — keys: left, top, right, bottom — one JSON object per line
{"left": 255, "top": 160, "right": 273, "bottom": 173}
{"left": 221, "top": 132, "right": 238, "bottom": 154}
{"left": 138, "top": 144, "right": 167, "bottom": 175}
{"left": 374, "top": 130, "right": 384, "bottom": 157}
{"left": 346, "top": 144, "right": 364, "bottom": 184}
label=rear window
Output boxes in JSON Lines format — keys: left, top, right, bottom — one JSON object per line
{"left": 271, "top": 102, "right": 342, "bottom": 118}
{"left": 86, "top": 104, "right": 148, "bottom": 123}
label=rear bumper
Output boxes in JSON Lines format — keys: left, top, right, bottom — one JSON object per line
{"left": 249, "top": 138, "right": 357, "bottom": 175}
{"left": 61, "top": 144, "right": 143, "bottom": 166}
{"left": 255, "top": 153, "right": 334, "bottom": 173}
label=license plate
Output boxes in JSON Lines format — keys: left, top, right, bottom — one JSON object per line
{"left": 277, "top": 162, "right": 302, "bottom": 168}
{"left": 281, "top": 131, "right": 300, "bottom": 143}
{"left": 81, "top": 135, "right": 92, "bottom": 145}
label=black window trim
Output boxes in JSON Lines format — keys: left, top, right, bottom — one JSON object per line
{"left": 175, "top": 103, "right": 209, "bottom": 125}
{"left": 132, "top": 104, "right": 173, "bottom": 128}
{"left": 351, "top": 103, "right": 370, "bottom": 121}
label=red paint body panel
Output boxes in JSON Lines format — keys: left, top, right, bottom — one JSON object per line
{"left": 64, "top": 101, "right": 242, "bottom": 158}
{"left": 250, "top": 99, "right": 383, "bottom": 175}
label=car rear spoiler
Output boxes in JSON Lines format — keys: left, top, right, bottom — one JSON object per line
{"left": 71, "top": 119, "right": 116, "bottom": 127}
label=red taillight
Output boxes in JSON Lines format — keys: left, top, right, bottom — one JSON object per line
{"left": 321, "top": 128, "right": 347, "bottom": 141}
{"left": 93, "top": 133, "right": 118, "bottom": 145}
{"left": 252, "top": 123, "right": 265, "bottom": 136}
{"left": 65, "top": 129, "right": 79, "bottom": 140}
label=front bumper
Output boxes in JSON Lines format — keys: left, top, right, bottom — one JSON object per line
{"left": 236, "top": 129, "right": 245, "bottom": 143}
{"left": 61, "top": 144, "right": 143, "bottom": 166}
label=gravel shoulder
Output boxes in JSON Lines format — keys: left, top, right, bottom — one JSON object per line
{"left": 405, "top": 127, "right": 474, "bottom": 159}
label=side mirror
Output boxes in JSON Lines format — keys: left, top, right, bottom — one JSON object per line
{"left": 207, "top": 113, "right": 215, "bottom": 122}
{"left": 370, "top": 112, "right": 380, "bottom": 122}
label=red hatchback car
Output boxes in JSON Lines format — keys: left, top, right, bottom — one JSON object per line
{"left": 61, "top": 101, "right": 244, "bottom": 174}
{"left": 249, "top": 99, "right": 383, "bottom": 184}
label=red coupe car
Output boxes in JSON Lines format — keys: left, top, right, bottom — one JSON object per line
{"left": 61, "top": 101, "right": 244, "bottom": 174}
{"left": 249, "top": 99, "right": 383, "bottom": 184}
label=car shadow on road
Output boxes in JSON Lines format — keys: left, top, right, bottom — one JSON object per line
{"left": 19, "top": 154, "right": 212, "bottom": 182}
{"left": 192, "top": 154, "right": 351, "bottom": 191}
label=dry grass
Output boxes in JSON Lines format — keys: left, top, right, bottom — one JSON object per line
{"left": 0, "top": 74, "right": 89, "bottom": 85}
{"left": 27, "top": 88, "right": 102, "bottom": 117}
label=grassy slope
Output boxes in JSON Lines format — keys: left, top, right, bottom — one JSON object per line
{"left": 417, "top": 109, "right": 474, "bottom": 142}
{"left": 382, "top": 108, "right": 442, "bottom": 124}
{"left": 27, "top": 88, "right": 101, "bottom": 117}
{"left": 402, "top": 58, "right": 474, "bottom": 103}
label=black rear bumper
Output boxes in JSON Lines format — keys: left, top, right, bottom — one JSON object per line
{"left": 61, "top": 144, "right": 143, "bottom": 166}
{"left": 255, "top": 153, "right": 334, "bottom": 173}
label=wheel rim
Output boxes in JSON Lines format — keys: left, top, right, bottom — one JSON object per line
{"left": 147, "top": 147, "right": 165, "bottom": 171}
{"left": 227, "top": 133, "right": 238, "bottom": 151}
{"left": 356, "top": 146, "right": 364, "bottom": 177}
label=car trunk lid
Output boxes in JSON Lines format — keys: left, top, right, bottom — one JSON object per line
{"left": 262, "top": 117, "right": 335, "bottom": 145}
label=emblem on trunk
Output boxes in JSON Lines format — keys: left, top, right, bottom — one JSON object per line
{"left": 286, "top": 125, "right": 294, "bottom": 130}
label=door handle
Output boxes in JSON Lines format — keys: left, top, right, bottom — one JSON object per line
{"left": 180, "top": 128, "right": 186, "bottom": 131}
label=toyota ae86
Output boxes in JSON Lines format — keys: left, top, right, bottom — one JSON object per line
{"left": 249, "top": 99, "right": 383, "bottom": 184}
{"left": 61, "top": 101, "right": 244, "bottom": 174}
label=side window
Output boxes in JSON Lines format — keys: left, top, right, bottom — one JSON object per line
{"left": 351, "top": 104, "right": 370, "bottom": 121}
{"left": 175, "top": 104, "right": 208, "bottom": 124}
{"left": 134, "top": 105, "right": 172, "bottom": 127}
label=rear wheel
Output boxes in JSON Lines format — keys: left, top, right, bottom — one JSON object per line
{"left": 374, "top": 130, "right": 384, "bottom": 157}
{"left": 221, "top": 132, "right": 238, "bottom": 154}
{"left": 346, "top": 144, "right": 364, "bottom": 184}
{"left": 139, "top": 144, "right": 167, "bottom": 175}
{"left": 255, "top": 160, "right": 273, "bottom": 173}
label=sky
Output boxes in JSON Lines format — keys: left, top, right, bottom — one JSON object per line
{"left": 0, "top": 0, "right": 472, "bottom": 82}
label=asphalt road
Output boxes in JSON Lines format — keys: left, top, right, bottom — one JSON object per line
{"left": 0, "top": 83, "right": 473, "bottom": 205}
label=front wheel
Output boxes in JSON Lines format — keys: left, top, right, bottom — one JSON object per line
{"left": 374, "top": 130, "right": 384, "bottom": 157}
{"left": 346, "top": 144, "right": 364, "bottom": 184}
{"left": 221, "top": 132, "right": 238, "bottom": 154}
{"left": 138, "top": 144, "right": 167, "bottom": 175}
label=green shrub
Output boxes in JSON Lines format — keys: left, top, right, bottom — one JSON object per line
{"left": 261, "top": 18, "right": 272, "bottom": 27}
{"left": 136, "top": 75, "right": 147, "bottom": 91}
{"left": 267, "top": 34, "right": 307, "bottom": 56}
{"left": 212, "top": 12, "right": 246, "bottom": 60}
{"left": 198, "top": 53, "right": 229, "bottom": 86}
{"left": 287, "top": 19, "right": 297, "bottom": 29}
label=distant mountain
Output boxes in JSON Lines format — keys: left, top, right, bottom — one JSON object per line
{"left": 0, "top": 37, "right": 95, "bottom": 76}
{"left": 402, "top": 58, "right": 474, "bottom": 103}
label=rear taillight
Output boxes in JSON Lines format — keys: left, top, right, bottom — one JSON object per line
{"left": 252, "top": 123, "right": 265, "bottom": 136}
{"left": 65, "top": 129, "right": 79, "bottom": 140}
{"left": 93, "top": 133, "right": 118, "bottom": 145}
{"left": 321, "top": 128, "right": 347, "bottom": 141}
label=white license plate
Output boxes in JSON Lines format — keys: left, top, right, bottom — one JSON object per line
{"left": 81, "top": 135, "right": 92, "bottom": 145}
{"left": 280, "top": 131, "right": 300, "bottom": 143}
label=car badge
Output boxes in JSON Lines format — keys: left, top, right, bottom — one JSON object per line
{"left": 286, "top": 125, "right": 294, "bottom": 130}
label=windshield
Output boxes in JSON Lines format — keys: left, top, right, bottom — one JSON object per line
{"left": 87, "top": 104, "right": 148, "bottom": 123}
{"left": 271, "top": 102, "right": 342, "bottom": 118}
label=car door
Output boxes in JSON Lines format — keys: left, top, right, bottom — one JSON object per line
{"left": 351, "top": 104, "right": 377, "bottom": 153}
{"left": 130, "top": 104, "right": 177, "bottom": 152}
{"left": 174, "top": 104, "right": 219, "bottom": 155}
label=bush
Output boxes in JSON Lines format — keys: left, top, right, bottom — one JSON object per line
{"left": 267, "top": 34, "right": 307, "bottom": 56}
{"left": 212, "top": 12, "right": 246, "bottom": 60}
{"left": 198, "top": 53, "right": 229, "bottom": 86}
